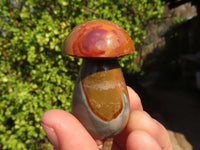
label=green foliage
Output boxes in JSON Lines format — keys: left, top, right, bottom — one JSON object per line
{"left": 0, "top": 0, "right": 164, "bottom": 149}
{"left": 173, "top": 16, "right": 185, "bottom": 26}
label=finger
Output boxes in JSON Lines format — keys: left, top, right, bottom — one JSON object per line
{"left": 127, "top": 130, "right": 161, "bottom": 150}
{"left": 113, "top": 86, "right": 143, "bottom": 148}
{"left": 41, "top": 109, "right": 98, "bottom": 150}
{"left": 127, "top": 86, "right": 143, "bottom": 111}
{"left": 126, "top": 111, "right": 172, "bottom": 150}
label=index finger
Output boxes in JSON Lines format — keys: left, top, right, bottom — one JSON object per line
{"left": 127, "top": 86, "right": 143, "bottom": 111}
{"left": 112, "top": 86, "right": 143, "bottom": 148}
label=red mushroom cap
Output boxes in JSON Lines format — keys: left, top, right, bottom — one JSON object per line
{"left": 62, "top": 19, "right": 135, "bottom": 58}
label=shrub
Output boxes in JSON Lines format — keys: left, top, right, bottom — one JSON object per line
{"left": 0, "top": 0, "right": 164, "bottom": 149}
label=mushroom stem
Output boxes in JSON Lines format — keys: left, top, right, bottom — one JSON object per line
{"left": 72, "top": 58, "right": 130, "bottom": 139}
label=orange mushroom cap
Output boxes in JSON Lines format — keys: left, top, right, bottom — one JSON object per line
{"left": 62, "top": 19, "right": 135, "bottom": 58}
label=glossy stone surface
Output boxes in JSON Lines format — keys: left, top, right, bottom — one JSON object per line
{"left": 72, "top": 59, "right": 130, "bottom": 139}
{"left": 62, "top": 19, "right": 135, "bottom": 57}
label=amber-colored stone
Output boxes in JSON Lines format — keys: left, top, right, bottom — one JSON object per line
{"left": 81, "top": 67, "right": 128, "bottom": 121}
{"left": 63, "top": 19, "right": 135, "bottom": 57}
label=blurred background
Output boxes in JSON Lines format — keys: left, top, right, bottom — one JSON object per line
{"left": 0, "top": 0, "right": 199, "bottom": 149}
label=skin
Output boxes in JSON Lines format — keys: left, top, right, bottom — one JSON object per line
{"left": 41, "top": 86, "right": 172, "bottom": 150}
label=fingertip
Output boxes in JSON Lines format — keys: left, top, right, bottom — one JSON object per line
{"left": 126, "top": 111, "right": 172, "bottom": 150}
{"left": 41, "top": 109, "right": 65, "bottom": 125}
{"left": 41, "top": 109, "right": 66, "bottom": 150}
{"left": 127, "top": 86, "right": 143, "bottom": 111}
{"left": 127, "top": 130, "right": 161, "bottom": 150}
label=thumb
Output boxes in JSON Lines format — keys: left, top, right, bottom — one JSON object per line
{"left": 41, "top": 109, "right": 98, "bottom": 150}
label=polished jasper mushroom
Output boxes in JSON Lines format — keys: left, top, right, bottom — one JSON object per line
{"left": 62, "top": 19, "right": 135, "bottom": 140}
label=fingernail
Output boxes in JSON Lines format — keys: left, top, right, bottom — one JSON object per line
{"left": 42, "top": 123, "right": 59, "bottom": 149}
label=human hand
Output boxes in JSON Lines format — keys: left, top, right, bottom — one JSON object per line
{"left": 41, "top": 86, "right": 172, "bottom": 150}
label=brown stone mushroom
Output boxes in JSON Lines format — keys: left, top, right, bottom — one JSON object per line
{"left": 62, "top": 19, "right": 135, "bottom": 140}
